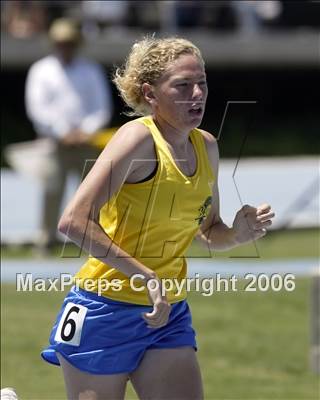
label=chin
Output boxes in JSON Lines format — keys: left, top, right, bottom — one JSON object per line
{"left": 188, "top": 115, "right": 204, "bottom": 129}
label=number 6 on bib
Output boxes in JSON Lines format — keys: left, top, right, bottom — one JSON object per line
{"left": 54, "top": 303, "right": 87, "bottom": 346}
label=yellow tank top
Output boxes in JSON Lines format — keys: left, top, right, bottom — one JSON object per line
{"left": 74, "top": 116, "right": 215, "bottom": 304}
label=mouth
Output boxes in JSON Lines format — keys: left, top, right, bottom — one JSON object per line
{"left": 188, "top": 104, "right": 203, "bottom": 117}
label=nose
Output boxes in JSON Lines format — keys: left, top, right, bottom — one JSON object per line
{"left": 192, "top": 83, "right": 203, "bottom": 100}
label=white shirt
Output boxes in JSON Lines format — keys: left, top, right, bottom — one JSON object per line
{"left": 25, "top": 55, "right": 113, "bottom": 138}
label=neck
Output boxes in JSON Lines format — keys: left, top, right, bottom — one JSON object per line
{"left": 152, "top": 114, "right": 191, "bottom": 150}
{"left": 56, "top": 54, "right": 76, "bottom": 66}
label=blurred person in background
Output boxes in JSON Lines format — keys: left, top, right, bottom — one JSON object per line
{"left": 80, "top": 0, "right": 128, "bottom": 38}
{"left": 157, "top": 1, "right": 238, "bottom": 33}
{"left": 2, "top": 0, "right": 47, "bottom": 38}
{"left": 25, "top": 17, "right": 113, "bottom": 253}
{"left": 231, "top": 0, "right": 282, "bottom": 34}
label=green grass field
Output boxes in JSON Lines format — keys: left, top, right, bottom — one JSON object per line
{"left": 1, "top": 278, "right": 319, "bottom": 399}
{"left": 2, "top": 228, "right": 320, "bottom": 260}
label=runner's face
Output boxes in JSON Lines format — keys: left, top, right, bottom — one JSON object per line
{"left": 153, "top": 54, "right": 208, "bottom": 131}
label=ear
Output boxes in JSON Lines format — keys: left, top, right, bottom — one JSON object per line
{"left": 142, "top": 83, "right": 157, "bottom": 107}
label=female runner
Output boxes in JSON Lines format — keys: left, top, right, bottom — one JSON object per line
{"left": 41, "top": 37, "right": 274, "bottom": 399}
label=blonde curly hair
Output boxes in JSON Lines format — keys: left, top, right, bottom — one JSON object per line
{"left": 113, "top": 36, "right": 204, "bottom": 116}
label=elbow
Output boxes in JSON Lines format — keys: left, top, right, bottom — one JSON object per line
{"left": 58, "top": 213, "right": 87, "bottom": 238}
{"left": 57, "top": 215, "right": 73, "bottom": 236}
{"left": 58, "top": 200, "right": 98, "bottom": 239}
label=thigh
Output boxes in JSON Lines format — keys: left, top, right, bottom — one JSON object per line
{"left": 57, "top": 353, "right": 128, "bottom": 400}
{"left": 129, "top": 347, "right": 203, "bottom": 400}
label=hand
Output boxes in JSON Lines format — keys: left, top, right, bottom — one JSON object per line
{"left": 142, "top": 277, "right": 171, "bottom": 329}
{"left": 232, "top": 203, "right": 275, "bottom": 245}
{"left": 60, "top": 129, "right": 90, "bottom": 146}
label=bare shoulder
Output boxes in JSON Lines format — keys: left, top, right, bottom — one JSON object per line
{"left": 198, "top": 129, "right": 217, "bottom": 148}
{"left": 102, "top": 119, "right": 154, "bottom": 158}
{"left": 111, "top": 119, "right": 153, "bottom": 145}
{"left": 198, "top": 129, "right": 219, "bottom": 167}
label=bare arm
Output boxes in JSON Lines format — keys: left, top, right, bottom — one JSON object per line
{"left": 59, "top": 121, "right": 155, "bottom": 277}
{"left": 58, "top": 121, "right": 171, "bottom": 326}
{"left": 196, "top": 130, "right": 275, "bottom": 251}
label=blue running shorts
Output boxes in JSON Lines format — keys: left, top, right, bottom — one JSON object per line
{"left": 41, "top": 286, "right": 197, "bottom": 375}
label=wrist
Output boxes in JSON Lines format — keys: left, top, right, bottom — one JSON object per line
{"left": 229, "top": 226, "right": 241, "bottom": 248}
{"left": 145, "top": 272, "right": 159, "bottom": 287}
{"left": 144, "top": 273, "right": 168, "bottom": 303}
{"left": 132, "top": 270, "right": 157, "bottom": 286}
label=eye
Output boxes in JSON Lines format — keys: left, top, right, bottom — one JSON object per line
{"left": 198, "top": 81, "right": 207, "bottom": 86}
{"left": 176, "top": 82, "right": 188, "bottom": 87}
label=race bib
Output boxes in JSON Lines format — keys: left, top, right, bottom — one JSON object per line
{"left": 54, "top": 303, "right": 87, "bottom": 346}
